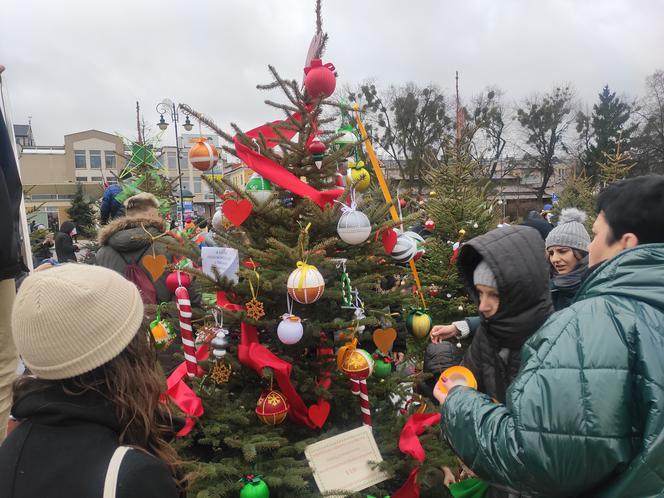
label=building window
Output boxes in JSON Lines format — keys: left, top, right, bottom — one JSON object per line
{"left": 193, "top": 177, "right": 202, "bottom": 194}
{"left": 76, "top": 176, "right": 88, "bottom": 182}
{"left": 90, "top": 176, "right": 103, "bottom": 182}
{"left": 168, "top": 152, "right": 177, "bottom": 169}
{"left": 105, "top": 151, "right": 116, "bottom": 169}
{"left": 90, "top": 150, "right": 101, "bottom": 169}
{"left": 75, "top": 150, "right": 86, "bottom": 169}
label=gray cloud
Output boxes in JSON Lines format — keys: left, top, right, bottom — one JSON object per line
{"left": 1, "top": 0, "right": 662, "bottom": 146}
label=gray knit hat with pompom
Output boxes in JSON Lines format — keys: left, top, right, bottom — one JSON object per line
{"left": 545, "top": 208, "right": 591, "bottom": 252}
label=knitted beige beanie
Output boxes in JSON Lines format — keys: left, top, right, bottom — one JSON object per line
{"left": 12, "top": 264, "right": 144, "bottom": 380}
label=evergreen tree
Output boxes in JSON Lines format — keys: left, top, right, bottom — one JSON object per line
{"left": 163, "top": 12, "right": 456, "bottom": 498}
{"left": 552, "top": 172, "right": 596, "bottom": 231}
{"left": 598, "top": 135, "right": 635, "bottom": 187}
{"left": 576, "top": 85, "right": 637, "bottom": 183}
{"left": 66, "top": 183, "right": 97, "bottom": 238}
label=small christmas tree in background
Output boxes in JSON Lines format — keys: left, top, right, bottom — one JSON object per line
{"left": 598, "top": 134, "right": 635, "bottom": 187}
{"left": 156, "top": 3, "right": 459, "bottom": 497}
{"left": 552, "top": 172, "right": 596, "bottom": 231}
{"left": 66, "top": 183, "right": 97, "bottom": 238}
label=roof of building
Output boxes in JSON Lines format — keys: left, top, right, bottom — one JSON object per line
{"left": 13, "top": 124, "right": 31, "bottom": 136}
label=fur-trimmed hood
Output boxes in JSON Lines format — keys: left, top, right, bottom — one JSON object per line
{"left": 98, "top": 216, "right": 168, "bottom": 249}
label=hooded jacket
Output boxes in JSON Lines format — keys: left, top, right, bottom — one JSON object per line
{"left": 456, "top": 225, "right": 554, "bottom": 403}
{"left": 0, "top": 384, "right": 179, "bottom": 498}
{"left": 441, "top": 244, "right": 664, "bottom": 497}
{"left": 54, "top": 221, "right": 77, "bottom": 263}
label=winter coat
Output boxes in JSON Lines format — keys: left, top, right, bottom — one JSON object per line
{"left": 549, "top": 256, "right": 588, "bottom": 311}
{"left": 54, "top": 221, "right": 77, "bottom": 263}
{"left": 96, "top": 216, "right": 178, "bottom": 304}
{"left": 99, "top": 184, "right": 125, "bottom": 224}
{"left": 0, "top": 383, "right": 179, "bottom": 498}
{"left": 456, "top": 225, "right": 554, "bottom": 403}
{"left": 520, "top": 211, "right": 553, "bottom": 241}
{"left": 441, "top": 244, "right": 664, "bottom": 497}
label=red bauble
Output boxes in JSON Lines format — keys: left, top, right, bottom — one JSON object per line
{"left": 304, "top": 59, "right": 336, "bottom": 99}
{"left": 425, "top": 219, "right": 436, "bottom": 231}
{"left": 308, "top": 140, "right": 326, "bottom": 155}
{"left": 166, "top": 271, "right": 191, "bottom": 293}
{"left": 399, "top": 198, "right": 407, "bottom": 209}
{"left": 255, "top": 389, "right": 289, "bottom": 425}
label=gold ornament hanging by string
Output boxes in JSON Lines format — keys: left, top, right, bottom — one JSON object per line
{"left": 244, "top": 259, "right": 265, "bottom": 320}
{"left": 211, "top": 362, "right": 232, "bottom": 384}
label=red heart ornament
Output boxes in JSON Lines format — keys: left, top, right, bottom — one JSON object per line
{"left": 222, "top": 199, "right": 252, "bottom": 226}
{"left": 382, "top": 228, "right": 397, "bottom": 255}
{"left": 308, "top": 400, "right": 330, "bottom": 429}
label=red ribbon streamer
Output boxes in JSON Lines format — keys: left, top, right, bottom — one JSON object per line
{"left": 216, "top": 290, "right": 329, "bottom": 429}
{"left": 164, "top": 346, "right": 208, "bottom": 437}
{"left": 234, "top": 113, "right": 344, "bottom": 209}
{"left": 392, "top": 412, "right": 442, "bottom": 497}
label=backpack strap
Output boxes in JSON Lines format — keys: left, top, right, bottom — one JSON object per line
{"left": 103, "top": 446, "right": 132, "bottom": 498}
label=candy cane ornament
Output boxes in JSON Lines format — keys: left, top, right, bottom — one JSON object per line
{"left": 175, "top": 286, "right": 198, "bottom": 378}
{"left": 358, "top": 379, "right": 371, "bottom": 426}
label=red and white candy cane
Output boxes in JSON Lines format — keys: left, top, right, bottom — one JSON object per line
{"left": 358, "top": 379, "right": 371, "bottom": 426}
{"left": 175, "top": 286, "right": 198, "bottom": 378}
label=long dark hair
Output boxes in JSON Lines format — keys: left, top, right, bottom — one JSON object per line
{"left": 12, "top": 331, "right": 181, "bottom": 477}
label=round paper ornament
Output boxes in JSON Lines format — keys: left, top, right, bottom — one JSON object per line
{"left": 391, "top": 232, "right": 418, "bottom": 263}
{"left": 166, "top": 270, "right": 191, "bottom": 293}
{"left": 337, "top": 209, "right": 371, "bottom": 245}
{"left": 308, "top": 139, "right": 326, "bottom": 169}
{"left": 406, "top": 308, "right": 433, "bottom": 339}
{"left": 373, "top": 356, "right": 392, "bottom": 379}
{"left": 424, "top": 219, "right": 435, "bottom": 231}
{"left": 240, "top": 475, "right": 270, "bottom": 498}
{"left": 346, "top": 161, "right": 370, "bottom": 192}
{"left": 277, "top": 314, "right": 304, "bottom": 345}
{"left": 245, "top": 173, "right": 273, "bottom": 206}
{"left": 437, "top": 365, "right": 478, "bottom": 394}
{"left": 188, "top": 137, "right": 219, "bottom": 172}
{"left": 287, "top": 263, "right": 325, "bottom": 304}
{"left": 212, "top": 208, "right": 225, "bottom": 231}
{"left": 255, "top": 389, "right": 289, "bottom": 425}
{"left": 340, "top": 348, "right": 374, "bottom": 380}
{"left": 304, "top": 59, "right": 336, "bottom": 99}
{"left": 403, "top": 230, "right": 425, "bottom": 261}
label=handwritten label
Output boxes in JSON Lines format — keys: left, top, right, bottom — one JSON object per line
{"left": 201, "top": 246, "right": 239, "bottom": 284}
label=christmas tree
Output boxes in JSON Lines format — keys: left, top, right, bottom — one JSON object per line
{"left": 66, "top": 183, "right": 97, "bottom": 238}
{"left": 598, "top": 134, "right": 635, "bottom": 187}
{"left": 552, "top": 172, "right": 596, "bottom": 231}
{"left": 159, "top": 5, "right": 458, "bottom": 497}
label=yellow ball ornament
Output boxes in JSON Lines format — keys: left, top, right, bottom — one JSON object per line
{"left": 346, "top": 161, "right": 370, "bottom": 192}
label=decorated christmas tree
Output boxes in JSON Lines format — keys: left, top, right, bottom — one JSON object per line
{"left": 157, "top": 4, "right": 458, "bottom": 497}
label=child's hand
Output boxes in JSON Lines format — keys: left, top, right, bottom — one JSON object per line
{"left": 442, "top": 466, "right": 457, "bottom": 487}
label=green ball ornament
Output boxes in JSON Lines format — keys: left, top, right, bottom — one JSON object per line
{"left": 373, "top": 357, "right": 393, "bottom": 378}
{"left": 245, "top": 174, "right": 273, "bottom": 206}
{"left": 240, "top": 475, "right": 269, "bottom": 498}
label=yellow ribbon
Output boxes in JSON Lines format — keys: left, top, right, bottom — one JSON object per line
{"left": 248, "top": 259, "right": 260, "bottom": 299}
{"left": 296, "top": 261, "right": 318, "bottom": 290}
{"left": 349, "top": 161, "right": 366, "bottom": 171}
{"left": 353, "top": 104, "right": 427, "bottom": 308}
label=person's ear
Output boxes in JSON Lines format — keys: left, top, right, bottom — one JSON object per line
{"left": 620, "top": 233, "right": 639, "bottom": 249}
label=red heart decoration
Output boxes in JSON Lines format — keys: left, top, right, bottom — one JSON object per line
{"left": 308, "top": 400, "right": 330, "bottom": 429}
{"left": 222, "top": 199, "right": 252, "bottom": 226}
{"left": 382, "top": 228, "right": 397, "bottom": 255}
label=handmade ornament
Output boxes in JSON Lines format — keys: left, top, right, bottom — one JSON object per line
{"left": 406, "top": 308, "right": 432, "bottom": 339}
{"left": 255, "top": 389, "right": 289, "bottom": 425}
{"left": 391, "top": 231, "right": 418, "bottom": 263}
{"left": 338, "top": 262, "right": 353, "bottom": 308}
{"left": 245, "top": 264, "right": 265, "bottom": 320}
{"left": 303, "top": 58, "right": 336, "bottom": 99}
{"left": 403, "top": 231, "right": 425, "bottom": 261}
{"left": 334, "top": 124, "right": 358, "bottom": 155}
{"left": 437, "top": 365, "right": 477, "bottom": 394}
{"left": 142, "top": 254, "right": 167, "bottom": 281}
{"left": 287, "top": 262, "right": 325, "bottom": 304}
{"left": 335, "top": 169, "right": 345, "bottom": 187}
{"left": 211, "top": 361, "right": 232, "bottom": 384}
{"left": 308, "top": 138, "right": 326, "bottom": 169}
{"left": 346, "top": 161, "right": 370, "bottom": 192}
{"left": 188, "top": 137, "right": 219, "bottom": 172}
{"left": 277, "top": 314, "right": 304, "bottom": 345}
{"left": 149, "top": 304, "right": 176, "bottom": 350}
{"left": 239, "top": 475, "right": 270, "bottom": 498}
{"left": 175, "top": 286, "right": 198, "bottom": 378}
{"left": 428, "top": 284, "right": 440, "bottom": 297}
{"left": 211, "top": 208, "right": 225, "bottom": 231}
{"left": 245, "top": 173, "right": 273, "bottom": 206}
{"left": 210, "top": 328, "right": 230, "bottom": 359}
{"left": 340, "top": 345, "right": 374, "bottom": 426}
{"left": 222, "top": 198, "right": 253, "bottom": 226}
{"left": 337, "top": 209, "right": 371, "bottom": 245}
{"left": 373, "top": 354, "right": 393, "bottom": 379}
{"left": 381, "top": 228, "right": 398, "bottom": 255}
{"left": 372, "top": 327, "right": 397, "bottom": 353}
{"left": 424, "top": 219, "right": 435, "bottom": 232}
{"left": 166, "top": 270, "right": 190, "bottom": 293}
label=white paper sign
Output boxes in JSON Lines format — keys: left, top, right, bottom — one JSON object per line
{"left": 305, "top": 425, "right": 389, "bottom": 497}
{"left": 201, "top": 246, "right": 239, "bottom": 284}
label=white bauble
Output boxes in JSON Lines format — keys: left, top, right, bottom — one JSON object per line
{"left": 337, "top": 210, "right": 372, "bottom": 245}
{"left": 212, "top": 208, "right": 224, "bottom": 231}
{"left": 391, "top": 232, "right": 418, "bottom": 263}
{"left": 277, "top": 314, "right": 304, "bottom": 345}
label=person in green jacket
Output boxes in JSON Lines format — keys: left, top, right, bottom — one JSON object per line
{"left": 434, "top": 175, "right": 664, "bottom": 497}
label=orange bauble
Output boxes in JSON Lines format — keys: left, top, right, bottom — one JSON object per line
{"left": 188, "top": 138, "right": 219, "bottom": 172}
{"left": 340, "top": 348, "right": 374, "bottom": 380}
{"left": 255, "top": 389, "right": 289, "bottom": 425}
{"left": 287, "top": 264, "right": 325, "bottom": 304}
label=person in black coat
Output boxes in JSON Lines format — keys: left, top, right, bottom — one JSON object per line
{"left": 0, "top": 264, "right": 183, "bottom": 498}
{"left": 54, "top": 221, "right": 78, "bottom": 263}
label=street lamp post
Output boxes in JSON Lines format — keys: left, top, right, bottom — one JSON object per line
{"left": 156, "top": 98, "right": 193, "bottom": 228}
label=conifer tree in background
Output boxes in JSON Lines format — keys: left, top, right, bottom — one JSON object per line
{"left": 598, "top": 134, "right": 635, "bottom": 187}
{"left": 162, "top": 4, "right": 458, "bottom": 497}
{"left": 551, "top": 172, "right": 596, "bottom": 231}
{"left": 66, "top": 183, "right": 97, "bottom": 238}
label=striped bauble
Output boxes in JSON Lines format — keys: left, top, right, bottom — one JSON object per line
{"left": 188, "top": 138, "right": 219, "bottom": 172}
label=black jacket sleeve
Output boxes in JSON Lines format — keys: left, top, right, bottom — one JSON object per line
{"left": 117, "top": 450, "right": 180, "bottom": 498}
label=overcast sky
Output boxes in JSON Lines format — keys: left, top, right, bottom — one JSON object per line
{"left": 1, "top": 0, "right": 662, "bottom": 146}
